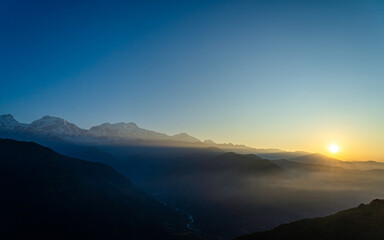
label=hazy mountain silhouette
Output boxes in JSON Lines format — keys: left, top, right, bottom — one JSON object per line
{"left": 165, "top": 152, "right": 282, "bottom": 175}
{"left": 202, "top": 140, "right": 292, "bottom": 156}
{"left": 0, "top": 139, "right": 200, "bottom": 240}
{"left": 290, "top": 153, "right": 384, "bottom": 170}
{"left": 236, "top": 199, "right": 384, "bottom": 240}
{"left": 272, "top": 159, "right": 348, "bottom": 172}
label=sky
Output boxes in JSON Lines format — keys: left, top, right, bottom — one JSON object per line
{"left": 1, "top": 0, "right": 384, "bottom": 161}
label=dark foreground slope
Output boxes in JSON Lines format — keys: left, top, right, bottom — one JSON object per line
{"left": 0, "top": 139, "right": 199, "bottom": 240}
{"left": 236, "top": 199, "right": 384, "bottom": 240}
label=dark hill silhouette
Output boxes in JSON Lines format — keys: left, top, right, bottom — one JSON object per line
{"left": 0, "top": 139, "right": 200, "bottom": 240}
{"left": 236, "top": 199, "right": 384, "bottom": 240}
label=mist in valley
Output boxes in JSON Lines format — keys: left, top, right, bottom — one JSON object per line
{"left": 95, "top": 147, "right": 384, "bottom": 239}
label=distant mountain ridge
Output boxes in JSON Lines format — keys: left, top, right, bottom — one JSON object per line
{"left": 289, "top": 153, "right": 384, "bottom": 170}
{"left": 0, "top": 114, "right": 200, "bottom": 144}
{"left": 0, "top": 114, "right": 294, "bottom": 155}
{"left": 2, "top": 114, "right": 384, "bottom": 167}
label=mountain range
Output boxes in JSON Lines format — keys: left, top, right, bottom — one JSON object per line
{"left": 0, "top": 114, "right": 200, "bottom": 144}
{"left": 3, "top": 114, "right": 384, "bottom": 168}
{"left": 0, "top": 114, "right": 299, "bottom": 154}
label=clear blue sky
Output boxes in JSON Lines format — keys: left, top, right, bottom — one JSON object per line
{"left": 1, "top": 0, "right": 384, "bottom": 159}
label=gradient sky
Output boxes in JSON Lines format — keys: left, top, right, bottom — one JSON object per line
{"left": 1, "top": 0, "right": 384, "bottom": 160}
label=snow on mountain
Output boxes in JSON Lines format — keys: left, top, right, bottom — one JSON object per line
{"left": 0, "top": 114, "right": 201, "bottom": 144}
{"left": 0, "top": 114, "right": 26, "bottom": 130}
{"left": 25, "top": 116, "right": 89, "bottom": 137}
{"left": 89, "top": 122, "right": 191, "bottom": 142}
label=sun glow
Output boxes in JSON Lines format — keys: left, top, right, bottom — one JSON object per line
{"left": 328, "top": 144, "right": 339, "bottom": 153}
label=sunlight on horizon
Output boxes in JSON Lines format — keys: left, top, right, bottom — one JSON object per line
{"left": 329, "top": 144, "right": 339, "bottom": 154}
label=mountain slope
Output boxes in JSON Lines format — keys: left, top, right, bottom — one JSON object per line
{"left": 236, "top": 199, "right": 384, "bottom": 240}
{"left": 0, "top": 139, "right": 198, "bottom": 240}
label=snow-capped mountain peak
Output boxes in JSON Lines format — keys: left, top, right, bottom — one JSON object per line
{"left": 89, "top": 122, "right": 168, "bottom": 140}
{"left": 0, "top": 114, "right": 22, "bottom": 129}
{"left": 89, "top": 122, "right": 201, "bottom": 142}
{"left": 26, "top": 116, "right": 87, "bottom": 137}
{"left": 0, "top": 114, "right": 201, "bottom": 144}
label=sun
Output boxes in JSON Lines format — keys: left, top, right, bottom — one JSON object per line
{"left": 328, "top": 144, "right": 339, "bottom": 153}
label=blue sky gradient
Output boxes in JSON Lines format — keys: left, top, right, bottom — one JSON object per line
{"left": 1, "top": 0, "right": 384, "bottom": 159}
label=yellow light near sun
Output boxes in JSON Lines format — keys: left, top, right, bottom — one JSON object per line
{"left": 329, "top": 144, "right": 339, "bottom": 153}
